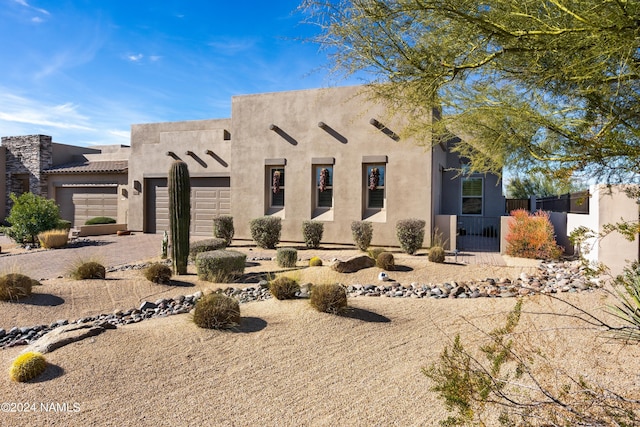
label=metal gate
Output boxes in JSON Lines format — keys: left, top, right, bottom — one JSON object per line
{"left": 456, "top": 216, "right": 500, "bottom": 252}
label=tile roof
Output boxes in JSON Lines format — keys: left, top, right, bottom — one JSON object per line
{"left": 43, "top": 160, "right": 128, "bottom": 174}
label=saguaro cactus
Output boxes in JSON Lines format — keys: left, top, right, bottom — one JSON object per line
{"left": 168, "top": 160, "right": 191, "bottom": 274}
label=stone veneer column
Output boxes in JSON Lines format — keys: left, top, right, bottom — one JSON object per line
{"left": 1, "top": 135, "right": 53, "bottom": 216}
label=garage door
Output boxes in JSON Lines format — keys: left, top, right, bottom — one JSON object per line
{"left": 145, "top": 177, "right": 230, "bottom": 236}
{"left": 56, "top": 186, "right": 118, "bottom": 228}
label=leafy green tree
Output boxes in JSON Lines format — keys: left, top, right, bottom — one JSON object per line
{"left": 505, "top": 173, "right": 584, "bottom": 198}
{"left": 302, "top": 0, "right": 640, "bottom": 182}
{"left": 4, "top": 192, "right": 61, "bottom": 245}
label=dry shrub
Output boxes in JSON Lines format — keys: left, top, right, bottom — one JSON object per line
{"left": 0, "top": 273, "right": 38, "bottom": 301}
{"left": 144, "top": 263, "right": 172, "bottom": 284}
{"left": 192, "top": 293, "right": 240, "bottom": 329}
{"left": 269, "top": 276, "right": 300, "bottom": 300}
{"left": 428, "top": 246, "right": 446, "bottom": 263}
{"left": 38, "top": 229, "right": 69, "bottom": 249}
{"left": 71, "top": 261, "right": 106, "bottom": 280}
{"left": 309, "top": 283, "right": 348, "bottom": 314}
{"left": 376, "top": 251, "right": 395, "bottom": 270}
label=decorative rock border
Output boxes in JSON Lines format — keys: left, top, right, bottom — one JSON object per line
{"left": 1, "top": 259, "right": 597, "bottom": 350}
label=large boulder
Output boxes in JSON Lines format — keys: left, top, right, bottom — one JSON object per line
{"left": 331, "top": 255, "right": 375, "bottom": 273}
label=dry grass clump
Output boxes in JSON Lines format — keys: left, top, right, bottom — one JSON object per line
{"left": 0, "top": 273, "right": 38, "bottom": 301}
{"left": 428, "top": 246, "right": 446, "bottom": 263}
{"left": 192, "top": 293, "right": 240, "bottom": 329}
{"left": 269, "top": 276, "right": 300, "bottom": 300}
{"left": 376, "top": 252, "right": 395, "bottom": 271}
{"left": 9, "top": 351, "right": 47, "bottom": 382}
{"left": 309, "top": 283, "right": 348, "bottom": 314}
{"left": 38, "top": 229, "right": 69, "bottom": 249}
{"left": 144, "top": 263, "right": 172, "bottom": 284}
{"left": 71, "top": 261, "right": 106, "bottom": 280}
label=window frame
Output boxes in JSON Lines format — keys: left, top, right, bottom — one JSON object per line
{"left": 314, "top": 165, "right": 333, "bottom": 209}
{"left": 268, "top": 166, "right": 285, "bottom": 209}
{"left": 365, "top": 164, "right": 386, "bottom": 211}
{"left": 461, "top": 176, "right": 483, "bottom": 216}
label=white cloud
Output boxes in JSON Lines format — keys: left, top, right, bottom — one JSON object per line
{"left": 0, "top": 92, "right": 94, "bottom": 131}
{"left": 108, "top": 130, "right": 131, "bottom": 140}
{"left": 14, "top": 0, "right": 50, "bottom": 17}
{"left": 127, "top": 53, "right": 144, "bottom": 62}
{"left": 207, "top": 37, "right": 258, "bottom": 55}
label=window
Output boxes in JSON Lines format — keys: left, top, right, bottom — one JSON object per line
{"left": 461, "top": 177, "right": 483, "bottom": 215}
{"left": 269, "top": 167, "right": 285, "bottom": 208}
{"left": 315, "top": 166, "right": 333, "bottom": 208}
{"left": 366, "top": 164, "right": 385, "bottom": 209}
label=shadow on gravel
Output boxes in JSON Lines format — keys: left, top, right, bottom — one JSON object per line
{"left": 167, "top": 280, "right": 195, "bottom": 288}
{"left": 393, "top": 265, "right": 414, "bottom": 272}
{"left": 339, "top": 307, "right": 391, "bottom": 323}
{"left": 16, "top": 293, "right": 65, "bottom": 307}
{"left": 28, "top": 363, "right": 65, "bottom": 383}
{"left": 231, "top": 317, "right": 268, "bottom": 333}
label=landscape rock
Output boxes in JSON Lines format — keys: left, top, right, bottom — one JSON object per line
{"left": 331, "top": 255, "right": 375, "bottom": 273}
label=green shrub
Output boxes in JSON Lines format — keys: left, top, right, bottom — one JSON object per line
{"left": 38, "top": 229, "right": 69, "bottom": 249}
{"left": 505, "top": 209, "right": 562, "bottom": 259}
{"left": 396, "top": 218, "right": 426, "bottom": 255}
{"left": 144, "top": 263, "right": 172, "bottom": 284}
{"left": 302, "top": 220, "right": 324, "bottom": 249}
{"left": 4, "top": 192, "right": 61, "bottom": 245}
{"left": 56, "top": 220, "right": 72, "bottom": 231}
{"left": 9, "top": 351, "right": 47, "bottom": 382}
{"left": 428, "top": 246, "right": 446, "bottom": 263}
{"left": 276, "top": 247, "right": 298, "bottom": 268}
{"left": 368, "top": 247, "right": 386, "bottom": 261}
{"left": 250, "top": 216, "right": 282, "bottom": 249}
{"left": 376, "top": 251, "right": 395, "bottom": 271}
{"left": 0, "top": 273, "right": 38, "bottom": 301}
{"left": 351, "top": 221, "right": 373, "bottom": 251}
{"left": 195, "top": 250, "right": 246, "bottom": 282}
{"left": 84, "top": 216, "right": 116, "bottom": 225}
{"left": 189, "top": 238, "right": 227, "bottom": 259}
{"left": 309, "top": 256, "right": 323, "bottom": 267}
{"left": 213, "top": 215, "right": 235, "bottom": 246}
{"left": 310, "top": 283, "right": 348, "bottom": 314}
{"left": 192, "top": 293, "right": 240, "bottom": 329}
{"left": 269, "top": 276, "right": 300, "bottom": 300}
{"left": 71, "top": 261, "right": 106, "bottom": 280}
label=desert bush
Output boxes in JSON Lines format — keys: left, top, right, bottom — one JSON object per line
{"left": 376, "top": 251, "right": 395, "bottom": 271}
{"left": 189, "top": 238, "right": 227, "bottom": 258}
{"left": 213, "top": 215, "right": 234, "bottom": 246}
{"left": 505, "top": 209, "right": 562, "bottom": 260}
{"left": 250, "top": 216, "right": 281, "bottom": 249}
{"left": 56, "top": 219, "right": 72, "bottom": 231}
{"left": 309, "top": 256, "right": 323, "bottom": 267}
{"left": 195, "top": 250, "right": 246, "bottom": 282}
{"left": 310, "top": 283, "right": 348, "bottom": 314}
{"left": 609, "top": 261, "right": 640, "bottom": 342}
{"left": 428, "top": 246, "right": 446, "bottom": 263}
{"left": 38, "top": 229, "right": 69, "bottom": 249}
{"left": 4, "top": 192, "right": 61, "bottom": 245}
{"left": 9, "top": 351, "right": 47, "bottom": 382}
{"left": 192, "top": 293, "right": 240, "bottom": 329}
{"left": 396, "top": 218, "right": 426, "bottom": 255}
{"left": 269, "top": 276, "right": 300, "bottom": 300}
{"left": 144, "top": 263, "right": 172, "bottom": 284}
{"left": 302, "top": 220, "right": 324, "bottom": 249}
{"left": 0, "top": 273, "right": 38, "bottom": 301}
{"left": 276, "top": 247, "right": 298, "bottom": 268}
{"left": 71, "top": 261, "right": 106, "bottom": 280}
{"left": 84, "top": 216, "right": 116, "bottom": 225}
{"left": 424, "top": 300, "right": 638, "bottom": 426}
{"left": 367, "top": 247, "right": 386, "bottom": 261}
{"left": 351, "top": 221, "right": 373, "bottom": 251}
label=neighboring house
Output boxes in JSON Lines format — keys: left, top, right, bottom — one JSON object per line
{"left": 1, "top": 85, "right": 505, "bottom": 248}
{"left": 0, "top": 135, "right": 130, "bottom": 227}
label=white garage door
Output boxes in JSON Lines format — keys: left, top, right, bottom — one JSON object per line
{"left": 146, "top": 177, "right": 230, "bottom": 236}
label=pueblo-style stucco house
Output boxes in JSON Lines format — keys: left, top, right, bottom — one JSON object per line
{"left": 1, "top": 85, "right": 505, "bottom": 250}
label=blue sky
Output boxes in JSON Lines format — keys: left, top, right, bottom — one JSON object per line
{"left": 0, "top": 1, "right": 355, "bottom": 146}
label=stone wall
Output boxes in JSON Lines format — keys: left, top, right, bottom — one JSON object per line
{"left": 1, "top": 135, "right": 53, "bottom": 215}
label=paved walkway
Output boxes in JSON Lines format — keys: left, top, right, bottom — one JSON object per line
{"left": 0, "top": 233, "right": 163, "bottom": 280}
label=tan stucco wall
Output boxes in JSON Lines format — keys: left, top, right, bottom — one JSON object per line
{"left": 128, "top": 119, "right": 232, "bottom": 231}
{"left": 51, "top": 142, "right": 101, "bottom": 166}
{"left": 230, "top": 85, "right": 434, "bottom": 247}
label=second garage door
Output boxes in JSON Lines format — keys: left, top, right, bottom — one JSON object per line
{"left": 145, "top": 177, "right": 230, "bottom": 236}
{"left": 56, "top": 186, "right": 119, "bottom": 228}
